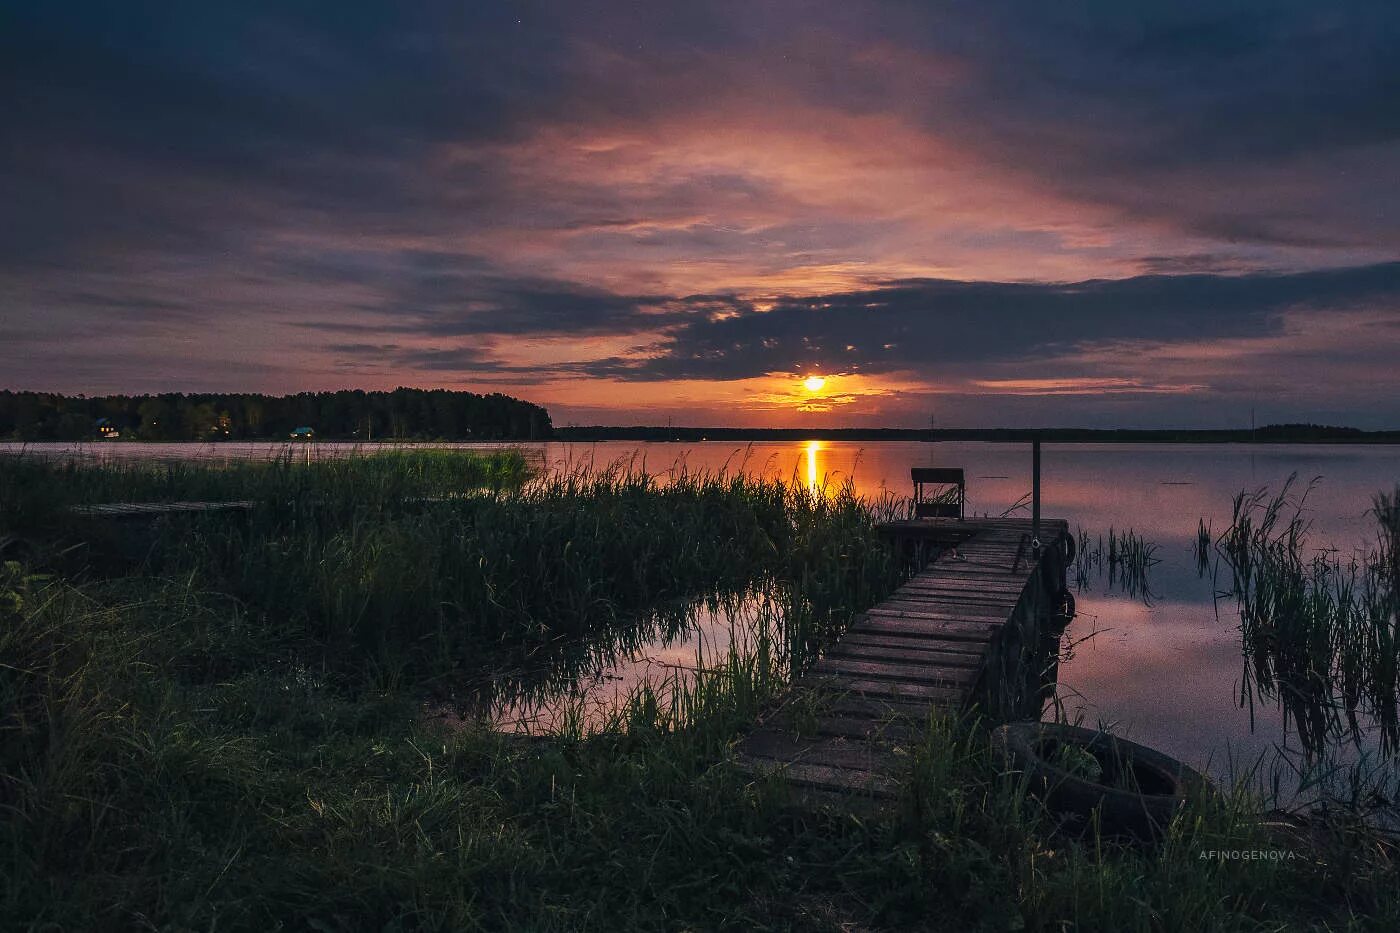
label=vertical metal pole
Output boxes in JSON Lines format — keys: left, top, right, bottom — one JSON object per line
{"left": 1032, "top": 438, "right": 1042, "bottom": 548}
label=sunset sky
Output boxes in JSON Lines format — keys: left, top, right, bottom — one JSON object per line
{"left": 4, "top": 2, "right": 1400, "bottom": 427}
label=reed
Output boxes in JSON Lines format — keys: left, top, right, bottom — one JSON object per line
{"left": 1219, "top": 475, "right": 1400, "bottom": 758}
{"left": 0, "top": 447, "right": 535, "bottom": 533}
{"left": 1072, "top": 525, "right": 1159, "bottom": 602}
{"left": 1376, "top": 487, "right": 1400, "bottom": 604}
{"left": 1193, "top": 517, "right": 1214, "bottom": 577}
{"left": 0, "top": 453, "right": 899, "bottom": 678}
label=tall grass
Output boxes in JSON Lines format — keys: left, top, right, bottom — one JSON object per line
{"left": 1220, "top": 476, "right": 1400, "bottom": 758}
{"left": 0, "top": 564, "right": 1396, "bottom": 927}
{"left": 2, "top": 452, "right": 900, "bottom": 699}
{"left": 0, "top": 448, "right": 535, "bottom": 534}
{"left": 118, "top": 462, "right": 896, "bottom": 681}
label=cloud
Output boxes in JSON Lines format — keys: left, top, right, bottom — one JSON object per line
{"left": 4, "top": 1, "right": 1400, "bottom": 426}
{"left": 586, "top": 263, "right": 1400, "bottom": 381}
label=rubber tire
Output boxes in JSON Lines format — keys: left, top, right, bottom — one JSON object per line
{"left": 993, "top": 722, "right": 1212, "bottom": 839}
{"left": 1047, "top": 589, "right": 1076, "bottom": 631}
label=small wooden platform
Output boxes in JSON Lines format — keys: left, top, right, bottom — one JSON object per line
{"left": 68, "top": 500, "right": 255, "bottom": 518}
{"left": 66, "top": 493, "right": 494, "bottom": 519}
{"left": 735, "top": 516, "right": 1069, "bottom": 800}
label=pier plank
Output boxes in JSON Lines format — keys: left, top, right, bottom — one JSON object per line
{"left": 813, "top": 657, "right": 980, "bottom": 686}
{"left": 836, "top": 636, "right": 985, "bottom": 659}
{"left": 827, "top": 643, "right": 985, "bottom": 667}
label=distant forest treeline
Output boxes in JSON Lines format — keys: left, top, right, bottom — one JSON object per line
{"left": 555, "top": 423, "right": 1400, "bottom": 443}
{"left": 0, "top": 389, "right": 553, "bottom": 441}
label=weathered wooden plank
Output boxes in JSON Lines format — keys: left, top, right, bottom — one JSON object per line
{"left": 851, "top": 624, "right": 996, "bottom": 647}
{"left": 837, "top": 632, "right": 986, "bottom": 655}
{"left": 868, "top": 596, "right": 1013, "bottom": 610}
{"left": 806, "top": 714, "right": 919, "bottom": 742}
{"left": 886, "top": 598, "right": 1022, "bottom": 616}
{"left": 868, "top": 599, "right": 1009, "bottom": 617}
{"left": 891, "top": 588, "right": 1022, "bottom": 606}
{"left": 738, "top": 730, "right": 893, "bottom": 772}
{"left": 856, "top": 616, "right": 998, "bottom": 642}
{"left": 739, "top": 758, "right": 897, "bottom": 796}
{"left": 920, "top": 559, "right": 1034, "bottom": 571}
{"left": 898, "top": 592, "right": 1023, "bottom": 607}
{"left": 838, "top": 677, "right": 967, "bottom": 701}
{"left": 904, "top": 572, "right": 1026, "bottom": 586}
{"left": 890, "top": 595, "right": 1021, "bottom": 611}
{"left": 912, "top": 564, "right": 1029, "bottom": 577}
{"left": 911, "top": 577, "right": 1026, "bottom": 589}
{"left": 819, "top": 695, "right": 945, "bottom": 722}
{"left": 827, "top": 642, "right": 984, "bottom": 668}
{"left": 813, "top": 657, "right": 980, "bottom": 686}
{"left": 949, "top": 539, "right": 1025, "bottom": 548}
{"left": 868, "top": 602, "right": 1010, "bottom": 622}
{"left": 940, "top": 554, "right": 1027, "bottom": 567}
{"left": 885, "top": 590, "right": 1020, "bottom": 607}
{"left": 908, "top": 573, "right": 1028, "bottom": 587}
{"left": 894, "top": 584, "right": 1023, "bottom": 599}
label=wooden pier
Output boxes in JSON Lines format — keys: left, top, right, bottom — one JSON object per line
{"left": 735, "top": 516, "right": 1070, "bottom": 800}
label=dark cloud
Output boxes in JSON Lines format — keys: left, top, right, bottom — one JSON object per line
{"left": 8, "top": 1, "right": 1400, "bottom": 267}
{"left": 0, "top": 1, "right": 572, "bottom": 267}
{"left": 1134, "top": 254, "right": 1245, "bottom": 275}
{"left": 325, "top": 342, "right": 513, "bottom": 373}
{"left": 926, "top": 2, "right": 1400, "bottom": 247}
{"left": 290, "top": 252, "right": 702, "bottom": 338}
{"left": 589, "top": 263, "right": 1400, "bottom": 381}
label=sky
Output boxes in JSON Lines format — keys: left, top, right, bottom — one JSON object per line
{"left": 4, "top": 1, "right": 1400, "bottom": 428}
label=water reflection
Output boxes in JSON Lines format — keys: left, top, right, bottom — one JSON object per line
{"left": 449, "top": 587, "right": 784, "bottom": 735}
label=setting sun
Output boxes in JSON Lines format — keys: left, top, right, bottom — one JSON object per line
{"left": 803, "top": 375, "right": 826, "bottom": 392}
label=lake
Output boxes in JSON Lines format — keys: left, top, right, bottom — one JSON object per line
{"left": 547, "top": 440, "right": 1400, "bottom": 781}
{"left": 12, "top": 438, "right": 1400, "bottom": 788}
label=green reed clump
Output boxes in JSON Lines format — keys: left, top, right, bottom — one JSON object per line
{"left": 1072, "top": 526, "right": 1158, "bottom": 601}
{"left": 4, "top": 453, "right": 900, "bottom": 683}
{"left": 1377, "top": 487, "right": 1400, "bottom": 605}
{"left": 0, "top": 448, "right": 534, "bottom": 534}
{"left": 1220, "top": 475, "right": 1400, "bottom": 757}
{"left": 1194, "top": 517, "right": 1213, "bottom": 577}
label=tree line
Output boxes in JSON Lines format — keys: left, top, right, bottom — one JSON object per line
{"left": 0, "top": 389, "right": 553, "bottom": 441}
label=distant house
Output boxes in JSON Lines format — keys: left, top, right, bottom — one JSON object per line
{"left": 289, "top": 426, "right": 316, "bottom": 440}
{"left": 96, "top": 417, "right": 121, "bottom": 439}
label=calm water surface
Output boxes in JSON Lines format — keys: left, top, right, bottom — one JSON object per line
{"left": 550, "top": 441, "right": 1400, "bottom": 777}
{"left": 14, "top": 439, "right": 1400, "bottom": 779}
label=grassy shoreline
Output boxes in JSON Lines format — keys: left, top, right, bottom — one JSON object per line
{"left": 3, "top": 453, "right": 1400, "bottom": 930}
